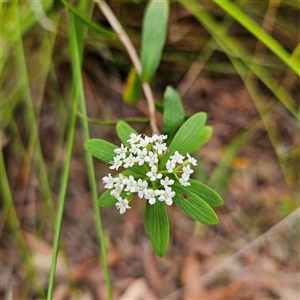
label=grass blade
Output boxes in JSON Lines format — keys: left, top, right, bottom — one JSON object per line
{"left": 179, "top": 0, "right": 299, "bottom": 119}
{"left": 212, "top": 0, "right": 299, "bottom": 76}
{"left": 68, "top": 10, "right": 113, "bottom": 300}
{"left": 61, "top": 0, "right": 116, "bottom": 38}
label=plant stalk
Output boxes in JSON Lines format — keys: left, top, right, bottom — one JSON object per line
{"left": 94, "top": 0, "right": 159, "bottom": 133}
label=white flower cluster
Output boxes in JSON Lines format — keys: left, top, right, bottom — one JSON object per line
{"left": 102, "top": 133, "right": 197, "bottom": 214}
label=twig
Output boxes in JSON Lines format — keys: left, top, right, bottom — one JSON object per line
{"left": 163, "top": 206, "right": 300, "bottom": 299}
{"left": 94, "top": 0, "right": 159, "bottom": 133}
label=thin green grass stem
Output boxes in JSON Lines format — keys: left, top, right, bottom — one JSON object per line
{"left": 13, "top": 5, "right": 81, "bottom": 297}
{"left": 1, "top": 1, "right": 53, "bottom": 65}
{"left": 212, "top": 0, "right": 299, "bottom": 76}
{"left": 230, "top": 58, "right": 292, "bottom": 188}
{"left": 46, "top": 61, "right": 79, "bottom": 300}
{"left": 14, "top": 3, "right": 56, "bottom": 296}
{"left": 178, "top": 1, "right": 299, "bottom": 119}
{"left": 178, "top": 0, "right": 250, "bottom": 95}
{"left": 47, "top": 2, "right": 110, "bottom": 298}
{"left": 236, "top": 3, "right": 293, "bottom": 190}
{"left": 14, "top": 1, "right": 54, "bottom": 217}
{"left": 8, "top": 100, "right": 80, "bottom": 298}
{"left": 1, "top": 81, "right": 79, "bottom": 299}
{"left": 69, "top": 11, "right": 113, "bottom": 299}
{"left": 1, "top": 85, "right": 24, "bottom": 130}
{"left": 177, "top": 17, "right": 232, "bottom": 96}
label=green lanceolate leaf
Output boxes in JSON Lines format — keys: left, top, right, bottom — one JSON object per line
{"left": 98, "top": 189, "right": 117, "bottom": 207}
{"left": 172, "top": 184, "right": 218, "bottom": 225}
{"left": 201, "top": 127, "right": 212, "bottom": 140}
{"left": 160, "top": 112, "right": 212, "bottom": 167}
{"left": 145, "top": 201, "right": 169, "bottom": 257}
{"left": 163, "top": 86, "right": 185, "bottom": 144}
{"left": 189, "top": 179, "right": 223, "bottom": 207}
{"left": 141, "top": 0, "right": 169, "bottom": 82}
{"left": 85, "top": 139, "right": 117, "bottom": 162}
{"left": 123, "top": 68, "right": 142, "bottom": 105}
{"left": 169, "top": 112, "right": 210, "bottom": 152}
{"left": 116, "top": 121, "right": 138, "bottom": 147}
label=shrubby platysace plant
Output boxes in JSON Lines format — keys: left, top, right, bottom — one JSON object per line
{"left": 102, "top": 133, "right": 198, "bottom": 214}
{"left": 85, "top": 105, "right": 223, "bottom": 257}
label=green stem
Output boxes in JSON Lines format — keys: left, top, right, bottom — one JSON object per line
{"left": 179, "top": 0, "right": 299, "bottom": 119}
{"left": 69, "top": 12, "right": 113, "bottom": 299}
{"left": 47, "top": 1, "right": 97, "bottom": 297}
{"left": 46, "top": 97, "right": 78, "bottom": 298}
{"left": 173, "top": 172, "right": 180, "bottom": 182}
{"left": 94, "top": 0, "right": 159, "bottom": 133}
{"left": 230, "top": 58, "right": 291, "bottom": 187}
{"left": 14, "top": 0, "right": 55, "bottom": 220}
{"left": 212, "top": 0, "right": 299, "bottom": 76}
{"left": 159, "top": 170, "right": 169, "bottom": 174}
{"left": 12, "top": 3, "right": 79, "bottom": 297}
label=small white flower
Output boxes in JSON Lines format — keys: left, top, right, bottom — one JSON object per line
{"left": 144, "top": 189, "right": 160, "bottom": 204}
{"left": 151, "top": 133, "right": 159, "bottom": 142}
{"left": 102, "top": 133, "right": 199, "bottom": 212}
{"left": 136, "top": 148, "right": 149, "bottom": 166}
{"left": 114, "top": 174, "right": 125, "bottom": 185}
{"left": 146, "top": 165, "right": 162, "bottom": 181}
{"left": 115, "top": 197, "right": 131, "bottom": 214}
{"left": 129, "top": 143, "right": 140, "bottom": 155}
{"left": 109, "top": 155, "right": 122, "bottom": 170}
{"left": 187, "top": 153, "right": 197, "bottom": 166}
{"left": 160, "top": 176, "right": 174, "bottom": 187}
{"left": 158, "top": 186, "right": 175, "bottom": 206}
{"left": 124, "top": 175, "right": 137, "bottom": 193}
{"left": 114, "top": 182, "right": 124, "bottom": 192}
{"left": 182, "top": 164, "right": 194, "bottom": 175}
{"left": 127, "top": 133, "right": 141, "bottom": 144}
{"left": 102, "top": 173, "right": 114, "bottom": 189}
{"left": 157, "top": 134, "right": 168, "bottom": 142}
{"left": 146, "top": 151, "right": 158, "bottom": 167}
{"left": 170, "top": 151, "right": 185, "bottom": 164}
{"left": 166, "top": 159, "right": 176, "bottom": 173}
{"left": 123, "top": 153, "right": 136, "bottom": 168}
{"left": 114, "top": 143, "right": 127, "bottom": 159}
{"left": 179, "top": 178, "right": 190, "bottom": 186}
{"left": 139, "top": 136, "right": 151, "bottom": 147}
{"left": 136, "top": 179, "right": 148, "bottom": 198}
{"left": 111, "top": 188, "right": 121, "bottom": 198}
{"left": 182, "top": 173, "right": 190, "bottom": 181}
{"left": 153, "top": 142, "right": 167, "bottom": 155}
{"left": 179, "top": 174, "right": 191, "bottom": 187}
